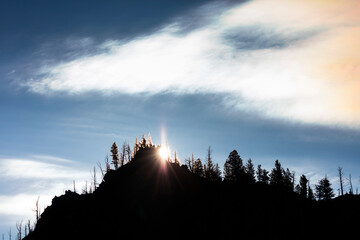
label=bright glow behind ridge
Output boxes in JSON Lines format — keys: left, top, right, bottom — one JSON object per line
{"left": 158, "top": 146, "right": 170, "bottom": 161}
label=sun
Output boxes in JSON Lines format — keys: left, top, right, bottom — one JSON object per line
{"left": 158, "top": 146, "right": 170, "bottom": 161}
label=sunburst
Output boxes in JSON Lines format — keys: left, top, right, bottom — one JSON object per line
{"left": 158, "top": 146, "right": 170, "bottom": 161}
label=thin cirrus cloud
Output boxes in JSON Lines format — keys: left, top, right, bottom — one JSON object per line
{"left": 0, "top": 158, "right": 89, "bottom": 180}
{"left": 0, "top": 155, "right": 91, "bottom": 225}
{"left": 24, "top": 0, "right": 360, "bottom": 127}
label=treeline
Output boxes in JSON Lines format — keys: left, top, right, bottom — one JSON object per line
{"left": 99, "top": 134, "right": 152, "bottom": 172}
{"left": 102, "top": 136, "right": 357, "bottom": 201}
{"left": 183, "top": 147, "right": 357, "bottom": 201}
{"left": 103, "top": 137, "right": 357, "bottom": 201}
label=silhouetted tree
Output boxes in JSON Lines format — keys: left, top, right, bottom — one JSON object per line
{"left": 214, "top": 163, "right": 222, "bottom": 181}
{"left": 82, "top": 181, "right": 89, "bottom": 194}
{"left": 204, "top": 146, "right": 219, "bottom": 181}
{"left": 338, "top": 166, "right": 344, "bottom": 196}
{"left": 184, "top": 158, "right": 192, "bottom": 172}
{"left": 120, "top": 142, "right": 127, "bottom": 167}
{"left": 245, "top": 158, "right": 255, "bottom": 183}
{"left": 15, "top": 220, "right": 22, "bottom": 240}
{"left": 24, "top": 223, "right": 27, "bottom": 237}
{"left": 191, "top": 153, "right": 195, "bottom": 171}
{"left": 174, "top": 150, "right": 180, "bottom": 165}
{"left": 33, "top": 196, "right": 40, "bottom": 227}
{"left": 269, "top": 160, "right": 284, "bottom": 186}
{"left": 26, "top": 220, "right": 32, "bottom": 236}
{"left": 97, "top": 161, "right": 105, "bottom": 181}
{"left": 104, "top": 154, "right": 110, "bottom": 173}
{"left": 223, "top": 150, "right": 244, "bottom": 182}
{"left": 126, "top": 143, "right": 132, "bottom": 163}
{"left": 73, "top": 180, "right": 76, "bottom": 192}
{"left": 283, "top": 168, "right": 295, "bottom": 191}
{"left": 256, "top": 164, "right": 269, "bottom": 184}
{"left": 92, "top": 167, "right": 97, "bottom": 191}
{"left": 193, "top": 158, "right": 204, "bottom": 178}
{"left": 307, "top": 182, "right": 314, "bottom": 200}
{"left": 187, "top": 153, "right": 198, "bottom": 173}
{"left": 147, "top": 133, "right": 153, "bottom": 146}
{"left": 140, "top": 134, "right": 147, "bottom": 148}
{"left": 111, "top": 142, "right": 120, "bottom": 170}
{"left": 348, "top": 174, "right": 353, "bottom": 195}
{"left": 315, "top": 176, "right": 334, "bottom": 200}
{"left": 204, "top": 146, "right": 213, "bottom": 178}
{"left": 133, "top": 137, "right": 138, "bottom": 157}
{"left": 185, "top": 153, "right": 196, "bottom": 173}
{"left": 299, "top": 175, "right": 308, "bottom": 198}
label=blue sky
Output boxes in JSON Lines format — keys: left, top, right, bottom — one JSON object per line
{"left": 1, "top": 0, "right": 360, "bottom": 235}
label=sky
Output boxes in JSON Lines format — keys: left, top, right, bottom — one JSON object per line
{"left": 1, "top": 0, "right": 360, "bottom": 235}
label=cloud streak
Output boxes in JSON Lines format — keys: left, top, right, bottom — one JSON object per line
{"left": 0, "top": 155, "right": 91, "bottom": 226}
{"left": 23, "top": 0, "right": 360, "bottom": 127}
{"left": 0, "top": 158, "right": 88, "bottom": 180}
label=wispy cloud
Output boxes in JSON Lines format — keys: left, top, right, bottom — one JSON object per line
{"left": 0, "top": 193, "right": 55, "bottom": 217}
{"left": 0, "top": 158, "right": 88, "bottom": 180}
{"left": 23, "top": 0, "right": 360, "bottom": 127}
{"left": 0, "top": 155, "right": 92, "bottom": 226}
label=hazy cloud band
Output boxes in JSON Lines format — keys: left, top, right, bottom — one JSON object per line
{"left": 24, "top": 0, "right": 360, "bottom": 127}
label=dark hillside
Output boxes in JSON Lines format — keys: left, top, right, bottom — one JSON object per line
{"left": 24, "top": 147, "right": 360, "bottom": 240}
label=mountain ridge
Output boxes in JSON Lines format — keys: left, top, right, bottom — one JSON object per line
{"left": 24, "top": 147, "right": 360, "bottom": 240}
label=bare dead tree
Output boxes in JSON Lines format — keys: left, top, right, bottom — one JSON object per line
{"left": 347, "top": 174, "right": 353, "bottom": 194}
{"left": 120, "top": 141, "right": 127, "bottom": 167}
{"left": 82, "top": 181, "right": 88, "bottom": 194}
{"left": 184, "top": 156, "right": 192, "bottom": 171}
{"left": 191, "top": 153, "right": 195, "bottom": 173}
{"left": 338, "top": 167, "right": 344, "bottom": 196}
{"left": 32, "top": 196, "right": 40, "bottom": 226}
{"left": 73, "top": 180, "right": 76, "bottom": 193}
{"left": 92, "top": 167, "right": 97, "bottom": 191}
{"left": 126, "top": 143, "right": 132, "bottom": 163}
{"left": 26, "top": 220, "right": 32, "bottom": 235}
{"left": 15, "top": 220, "right": 22, "bottom": 240}
{"left": 105, "top": 154, "right": 110, "bottom": 173}
{"left": 97, "top": 161, "right": 105, "bottom": 180}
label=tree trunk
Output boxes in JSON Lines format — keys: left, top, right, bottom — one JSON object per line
{"left": 338, "top": 167, "right": 344, "bottom": 196}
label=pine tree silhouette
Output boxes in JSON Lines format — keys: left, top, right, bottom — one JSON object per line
{"left": 256, "top": 164, "right": 269, "bottom": 184}
{"left": 269, "top": 160, "right": 284, "bottom": 186}
{"left": 315, "top": 176, "right": 335, "bottom": 200}
{"left": 193, "top": 158, "right": 204, "bottom": 178}
{"left": 299, "top": 174, "right": 308, "bottom": 198}
{"left": 245, "top": 158, "right": 255, "bottom": 183}
{"left": 223, "top": 150, "right": 244, "bottom": 182}
{"left": 110, "top": 142, "right": 120, "bottom": 170}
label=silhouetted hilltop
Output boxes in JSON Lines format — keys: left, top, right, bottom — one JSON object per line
{"left": 24, "top": 147, "right": 360, "bottom": 240}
